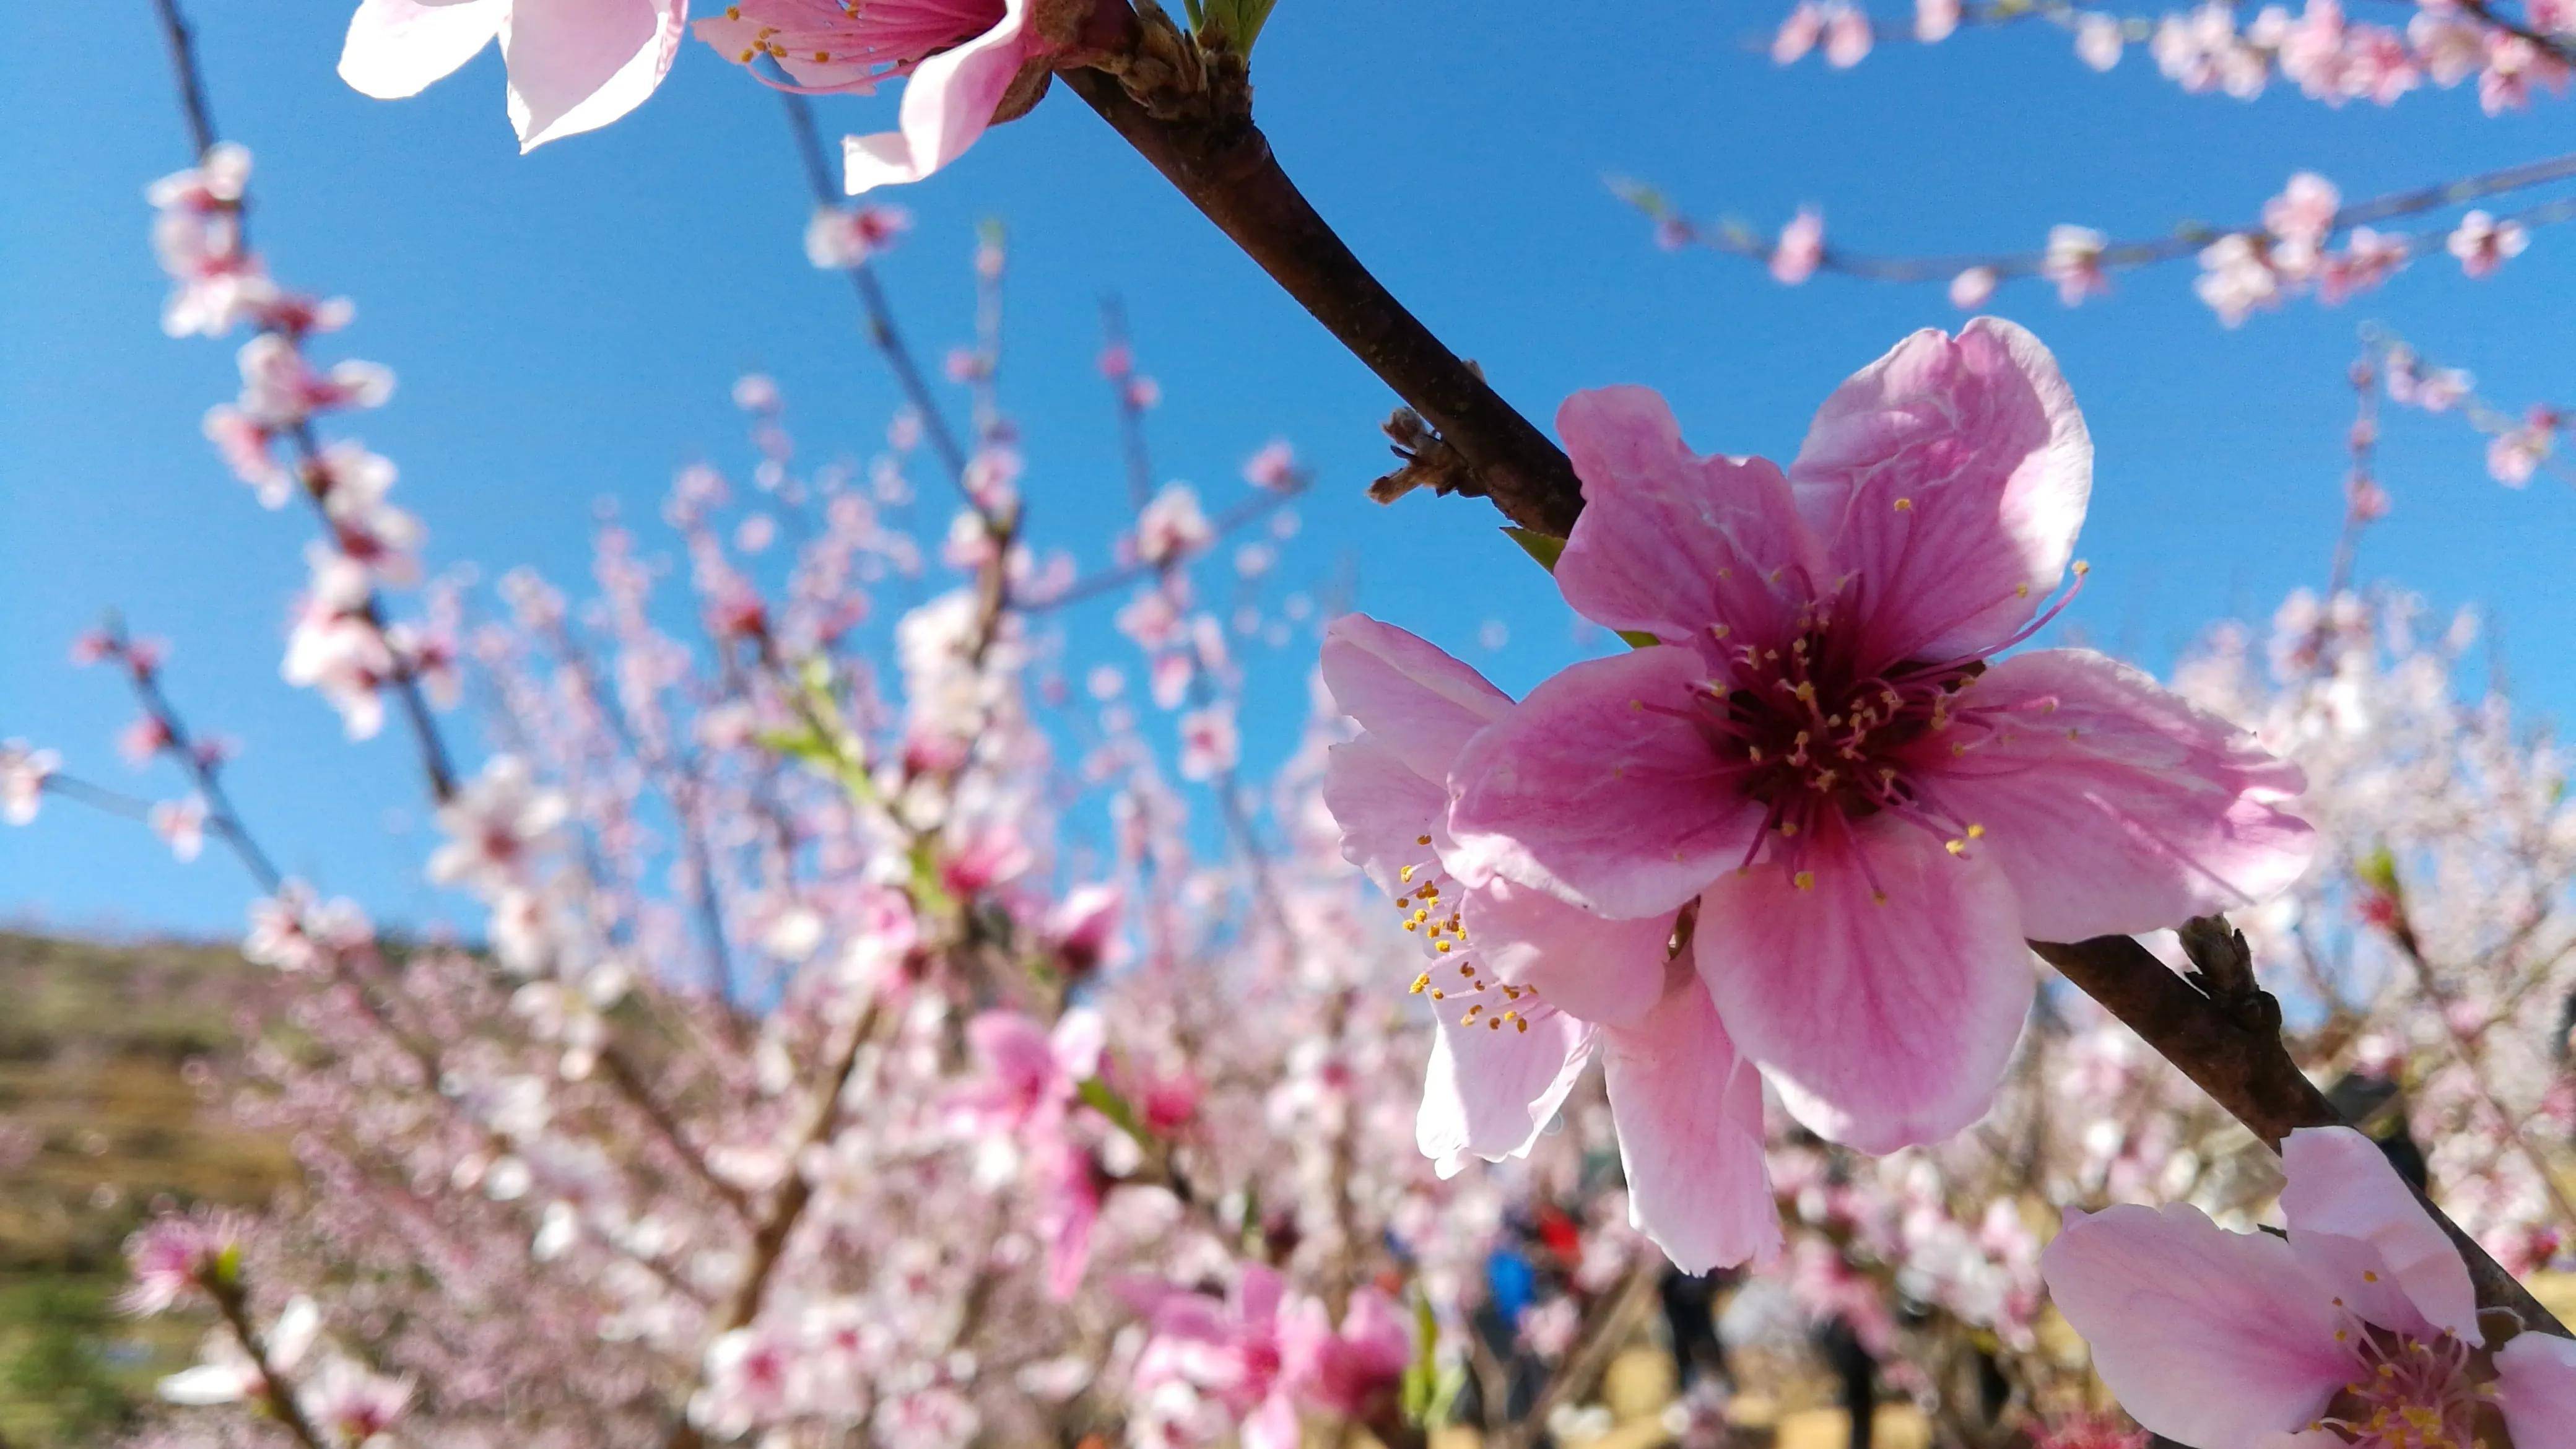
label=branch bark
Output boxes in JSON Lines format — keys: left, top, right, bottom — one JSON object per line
{"left": 1061, "top": 67, "right": 1586, "bottom": 537}
{"left": 2035, "top": 929, "right": 2568, "bottom": 1340}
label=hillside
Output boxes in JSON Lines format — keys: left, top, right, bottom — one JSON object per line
{"left": 0, "top": 931, "right": 293, "bottom": 1447}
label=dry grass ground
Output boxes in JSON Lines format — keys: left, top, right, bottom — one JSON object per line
{"left": 0, "top": 931, "right": 291, "bottom": 1446}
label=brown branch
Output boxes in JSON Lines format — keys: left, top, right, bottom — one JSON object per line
{"left": 206, "top": 1274, "right": 329, "bottom": 1449}
{"left": 1061, "top": 65, "right": 1585, "bottom": 537}
{"left": 1492, "top": 1255, "right": 1662, "bottom": 1449}
{"left": 2033, "top": 927, "right": 2569, "bottom": 1340}
{"left": 661, "top": 996, "right": 882, "bottom": 1449}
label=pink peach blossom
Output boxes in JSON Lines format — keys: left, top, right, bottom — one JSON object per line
{"left": 1442, "top": 321, "right": 2312, "bottom": 1157}
{"left": 2042, "top": 1125, "right": 2576, "bottom": 1449}
{"left": 0, "top": 741, "right": 58, "bottom": 826}
{"left": 1772, "top": 208, "right": 1826, "bottom": 285}
{"left": 695, "top": 0, "right": 1056, "bottom": 194}
{"left": 1322, "top": 615, "right": 1780, "bottom": 1273}
{"left": 339, "top": 0, "right": 687, "bottom": 152}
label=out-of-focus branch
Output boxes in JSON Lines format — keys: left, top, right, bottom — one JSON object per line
{"left": 1021, "top": 483, "right": 1303, "bottom": 613}
{"left": 2033, "top": 924, "right": 2569, "bottom": 1339}
{"left": 2367, "top": 876, "right": 2576, "bottom": 1238}
{"left": 1623, "top": 148, "right": 2576, "bottom": 289}
{"left": 204, "top": 1272, "right": 329, "bottom": 1449}
{"left": 780, "top": 92, "right": 973, "bottom": 494}
{"left": 1491, "top": 1256, "right": 1661, "bottom": 1449}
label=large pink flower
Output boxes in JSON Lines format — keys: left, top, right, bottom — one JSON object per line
{"left": 1445, "top": 320, "right": 2312, "bottom": 1155}
{"left": 2042, "top": 1125, "right": 2576, "bottom": 1449}
{"left": 1321, "top": 615, "right": 1780, "bottom": 1274}
{"left": 694, "top": 0, "right": 1060, "bottom": 194}
{"left": 339, "top": 0, "right": 689, "bottom": 152}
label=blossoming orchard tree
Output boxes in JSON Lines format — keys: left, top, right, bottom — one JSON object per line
{"left": 7, "top": 1, "right": 2576, "bottom": 1447}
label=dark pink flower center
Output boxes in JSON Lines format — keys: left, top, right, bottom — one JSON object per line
{"left": 2312, "top": 1321, "right": 2492, "bottom": 1449}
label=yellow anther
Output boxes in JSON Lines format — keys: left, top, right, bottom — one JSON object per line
{"left": 2016, "top": 582, "right": 2031, "bottom": 598}
{"left": 1409, "top": 973, "right": 1430, "bottom": 994}
{"left": 1415, "top": 833, "right": 1432, "bottom": 845}
{"left": 1399, "top": 864, "right": 1416, "bottom": 883}
{"left": 1894, "top": 497, "right": 1913, "bottom": 511}
{"left": 1436, "top": 942, "right": 1452, "bottom": 954}
{"left": 1871, "top": 891, "right": 1889, "bottom": 905}
{"left": 1793, "top": 871, "right": 1815, "bottom": 890}
{"left": 1778, "top": 822, "right": 1799, "bottom": 837}
{"left": 1515, "top": 1017, "right": 1530, "bottom": 1033}
{"left": 1710, "top": 623, "right": 1732, "bottom": 640}
{"left": 1946, "top": 838, "right": 1968, "bottom": 855}
{"left": 2073, "top": 559, "right": 2091, "bottom": 575}
{"left": 1965, "top": 822, "right": 1985, "bottom": 838}
{"left": 1460, "top": 962, "right": 1475, "bottom": 976}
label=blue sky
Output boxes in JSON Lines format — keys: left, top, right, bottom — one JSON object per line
{"left": 6, "top": 4, "right": 2574, "bottom": 939}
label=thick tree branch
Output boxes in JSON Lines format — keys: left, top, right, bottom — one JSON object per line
{"left": 1062, "top": 66, "right": 1586, "bottom": 537}
{"left": 2034, "top": 929, "right": 2569, "bottom": 1340}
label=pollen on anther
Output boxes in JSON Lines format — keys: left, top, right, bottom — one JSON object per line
{"left": 1945, "top": 838, "right": 1967, "bottom": 855}
{"left": 1893, "top": 497, "right": 1913, "bottom": 511}
{"left": 1793, "top": 871, "right": 1816, "bottom": 890}
{"left": 1966, "top": 823, "right": 1986, "bottom": 838}
{"left": 1398, "top": 864, "right": 1416, "bottom": 884}
{"left": 1409, "top": 973, "right": 1430, "bottom": 994}
{"left": 2016, "top": 583, "right": 2031, "bottom": 598}
{"left": 1416, "top": 834, "right": 1432, "bottom": 845}
{"left": 1437, "top": 942, "right": 1453, "bottom": 954}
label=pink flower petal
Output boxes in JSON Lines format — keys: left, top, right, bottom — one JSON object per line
{"left": 1695, "top": 818, "right": 2030, "bottom": 1152}
{"left": 2495, "top": 1331, "right": 2576, "bottom": 1449}
{"left": 1321, "top": 736, "right": 1449, "bottom": 900}
{"left": 1790, "top": 318, "right": 2091, "bottom": 666}
{"left": 1916, "top": 648, "right": 2314, "bottom": 941}
{"left": 339, "top": 0, "right": 504, "bottom": 99}
{"left": 1460, "top": 878, "right": 1671, "bottom": 1029}
{"left": 1446, "top": 645, "right": 1765, "bottom": 918}
{"left": 2281, "top": 1126, "right": 2479, "bottom": 1343}
{"left": 2040, "top": 1204, "right": 2351, "bottom": 1445}
{"left": 1553, "top": 386, "right": 1823, "bottom": 657}
{"left": 843, "top": 0, "right": 1031, "bottom": 194}
{"left": 1416, "top": 1010, "right": 1594, "bottom": 1174}
{"left": 1600, "top": 977, "right": 1781, "bottom": 1273}
{"left": 1320, "top": 613, "right": 1510, "bottom": 781}
{"left": 503, "top": 0, "right": 685, "bottom": 152}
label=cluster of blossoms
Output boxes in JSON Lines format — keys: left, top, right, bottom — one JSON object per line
{"left": 2362, "top": 336, "right": 2570, "bottom": 488}
{"left": 1777, "top": 0, "right": 2574, "bottom": 115}
{"left": 17, "top": 6, "right": 2576, "bottom": 1448}
{"left": 149, "top": 142, "right": 458, "bottom": 747}
{"left": 1634, "top": 161, "right": 2551, "bottom": 326}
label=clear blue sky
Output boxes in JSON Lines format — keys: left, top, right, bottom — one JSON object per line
{"left": 6, "top": 4, "right": 2574, "bottom": 939}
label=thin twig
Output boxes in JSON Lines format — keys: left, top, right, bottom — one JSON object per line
{"left": 780, "top": 92, "right": 973, "bottom": 492}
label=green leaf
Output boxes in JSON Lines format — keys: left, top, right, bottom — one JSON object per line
{"left": 1203, "top": 0, "right": 1278, "bottom": 52}
{"left": 1503, "top": 527, "right": 1658, "bottom": 650}
{"left": 1075, "top": 1076, "right": 1152, "bottom": 1145}
{"left": 754, "top": 727, "right": 837, "bottom": 769}
{"left": 1502, "top": 526, "right": 1565, "bottom": 572}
